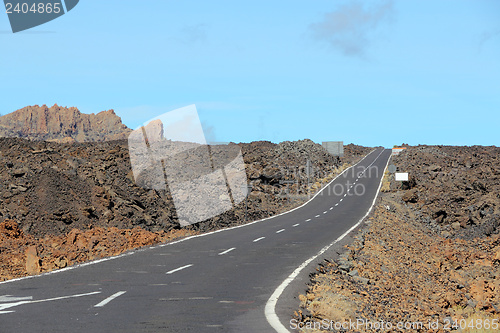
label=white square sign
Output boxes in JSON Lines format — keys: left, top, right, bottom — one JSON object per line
{"left": 395, "top": 172, "right": 409, "bottom": 181}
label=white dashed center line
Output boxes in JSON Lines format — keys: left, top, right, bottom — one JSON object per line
{"left": 276, "top": 229, "right": 285, "bottom": 234}
{"left": 166, "top": 264, "right": 193, "bottom": 275}
{"left": 335, "top": 203, "right": 339, "bottom": 206}
{"left": 253, "top": 237, "right": 265, "bottom": 243}
{"left": 330, "top": 207, "right": 333, "bottom": 210}
{"left": 292, "top": 224, "right": 300, "bottom": 227}
{"left": 305, "top": 219, "right": 311, "bottom": 222}
{"left": 344, "top": 193, "right": 347, "bottom": 197}
{"left": 218, "top": 248, "right": 236, "bottom": 256}
{"left": 315, "top": 215, "right": 320, "bottom": 218}
{"left": 94, "top": 291, "right": 127, "bottom": 308}
{"left": 189, "top": 297, "right": 213, "bottom": 300}
{"left": 340, "top": 199, "right": 343, "bottom": 202}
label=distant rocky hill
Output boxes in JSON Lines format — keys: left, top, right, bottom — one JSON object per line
{"left": 0, "top": 104, "right": 131, "bottom": 142}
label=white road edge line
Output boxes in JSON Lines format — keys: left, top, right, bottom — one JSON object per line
{"left": 253, "top": 237, "right": 265, "bottom": 243}
{"left": 265, "top": 149, "right": 389, "bottom": 333}
{"left": 0, "top": 150, "right": 377, "bottom": 286}
{"left": 276, "top": 229, "right": 285, "bottom": 234}
{"left": 218, "top": 248, "right": 236, "bottom": 256}
{"left": 166, "top": 264, "right": 193, "bottom": 275}
{"left": 292, "top": 224, "right": 299, "bottom": 227}
{"left": 94, "top": 291, "right": 127, "bottom": 308}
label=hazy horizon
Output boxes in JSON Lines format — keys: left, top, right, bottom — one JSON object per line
{"left": 2, "top": 1, "right": 499, "bottom": 147}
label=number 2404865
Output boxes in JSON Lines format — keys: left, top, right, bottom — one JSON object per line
{"left": 5, "top": 2, "right": 62, "bottom": 14}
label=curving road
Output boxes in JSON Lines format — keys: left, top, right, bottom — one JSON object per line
{"left": 0, "top": 148, "right": 391, "bottom": 333}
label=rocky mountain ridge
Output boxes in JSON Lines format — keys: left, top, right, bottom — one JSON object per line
{"left": 0, "top": 104, "right": 131, "bottom": 142}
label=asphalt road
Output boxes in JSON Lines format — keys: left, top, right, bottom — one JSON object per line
{"left": 0, "top": 148, "right": 391, "bottom": 333}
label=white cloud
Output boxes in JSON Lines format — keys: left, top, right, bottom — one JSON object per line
{"left": 180, "top": 23, "right": 208, "bottom": 44}
{"left": 310, "top": 1, "right": 393, "bottom": 57}
{"left": 479, "top": 28, "right": 500, "bottom": 51}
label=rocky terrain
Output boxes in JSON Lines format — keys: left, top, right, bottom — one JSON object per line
{"left": 295, "top": 145, "right": 500, "bottom": 332}
{"left": 0, "top": 130, "right": 370, "bottom": 280}
{"left": 0, "top": 104, "right": 131, "bottom": 142}
{"left": 0, "top": 219, "right": 197, "bottom": 280}
{"left": 394, "top": 145, "right": 499, "bottom": 240}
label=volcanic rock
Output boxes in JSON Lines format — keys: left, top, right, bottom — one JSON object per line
{"left": 390, "top": 145, "right": 500, "bottom": 238}
{"left": 25, "top": 245, "right": 40, "bottom": 275}
{"left": 0, "top": 104, "right": 131, "bottom": 142}
{"left": 296, "top": 145, "right": 500, "bottom": 330}
{"left": 0, "top": 132, "right": 370, "bottom": 280}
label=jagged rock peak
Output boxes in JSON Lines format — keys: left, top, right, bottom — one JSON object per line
{"left": 0, "top": 104, "right": 131, "bottom": 142}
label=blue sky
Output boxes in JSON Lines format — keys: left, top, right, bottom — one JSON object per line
{"left": 1, "top": 0, "right": 499, "bottom": 147}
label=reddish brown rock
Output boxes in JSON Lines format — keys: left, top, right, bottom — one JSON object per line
{"left": 25, "top": 245, "right": 40, "bottom": 275}
{"left": 0, "top": 220, "right": 23, "bottom": 239}
{"left": 402, "top": 188, "right": 418, "bottom": 203}
{"left": 0, "top": 104, "right": 131, "bottom": 142}
{"left": 495, "top": 248, "right": 500, "bottom": 262}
